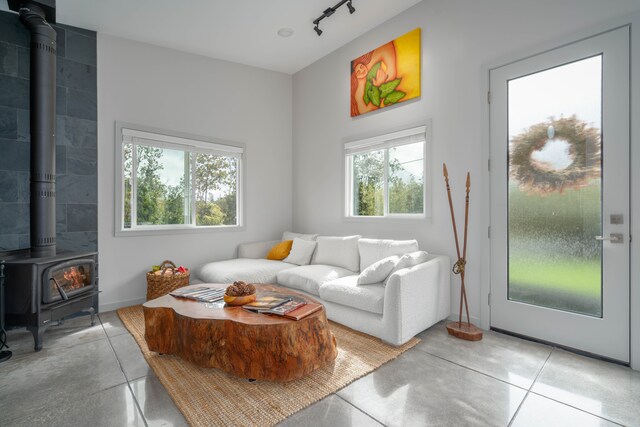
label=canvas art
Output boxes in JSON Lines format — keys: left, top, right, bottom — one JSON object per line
{"left": 350, "top": 28, "right": 421, "bottom": 117}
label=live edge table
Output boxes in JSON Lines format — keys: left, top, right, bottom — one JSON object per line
{"left": 143, "top": 284, "right": 338, "bottom": 382}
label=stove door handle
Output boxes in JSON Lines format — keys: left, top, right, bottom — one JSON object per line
{"left": 50, "top": 278, "right": 69, "bottom": 300}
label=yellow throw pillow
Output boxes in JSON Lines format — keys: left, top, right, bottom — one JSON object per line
{"left": 267, "top": 240, "right": 293, "bottom": 260}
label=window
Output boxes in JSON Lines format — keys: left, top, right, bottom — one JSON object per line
{"left": 344, "top": 123, "right": 430, "bottom": 219}
{"left": 115, "top": 123, "right": 243, "bottom": 234}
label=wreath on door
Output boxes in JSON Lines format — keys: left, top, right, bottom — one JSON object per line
{"left": 510, "top": 116, "right": 601, "bottom": 194}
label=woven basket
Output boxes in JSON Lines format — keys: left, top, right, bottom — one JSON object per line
{"left": 146, "top": 260, "right": 190, "bottom": 301}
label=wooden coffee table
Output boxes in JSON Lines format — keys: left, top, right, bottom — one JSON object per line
{"left": 143, "top": 283, "right": 338, "bottom": 382}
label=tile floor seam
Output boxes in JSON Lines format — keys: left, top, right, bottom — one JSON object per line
{"left": 0, "top": 380, "right": 134, "bottom": 426}
{"left": 4, "top": 323, "right": 109, "bottom": 361}
{"left": 412, "top": 346, "right": 531, "bottom": 391}
{"left": 507, "top": 347, "right": 554, "bottom": 426}
{"left": 526, "top": 389, "right": 626, "bottom": 426}
{"left": 528, "top": 347, "right": 624, "bottom": 426}
{"left": 103, "top": 323, "right": 149, "bottom": 424}
{"left": 333, "top": 393, "right": 389, "bottom": 427}
{"left": 126, "top": 380, "right": 150, "bottom": 427}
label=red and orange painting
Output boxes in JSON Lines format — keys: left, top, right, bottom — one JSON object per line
{"left": 350, "top": 28, "right": 421, "bottom": 117}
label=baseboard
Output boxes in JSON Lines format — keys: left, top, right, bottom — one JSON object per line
{"left": 447, "top": 313, "right": 482, "bottom": 328}
{"left": 100, "top": 297, "right": 146, "bottom": 313}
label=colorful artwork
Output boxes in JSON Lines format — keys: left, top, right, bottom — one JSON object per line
{"left": 350, "top": 28, "right": 421, "bottom": 117}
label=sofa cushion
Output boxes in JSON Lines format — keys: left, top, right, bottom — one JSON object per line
{"left": 358, "top": 238, "right": 419, "bottom": 271}
{"left": 357, "top": 255, "right": 399, "bottom": 285}
{"left": 283, "top": 238, "right": 317, "bottom": 265}
{"left": 266, "top": 240, "right": 293, "bottom": 260}
{"left": 277, "top": 265, "right": 354, "bottom": 296}
{"left": 384, "top": 251, "right": 430, "bottom": 285}
{"left": 312, "top": 235, "right": 361, "bottom": 272}
{"left": 282, "top": 231, "right": 318, "bottom": 241}
{"left": 198, "top": 258, "right": 296, "bottom": 285}
{"left": 319, "top": 276, "right": 385, "bottom": 314}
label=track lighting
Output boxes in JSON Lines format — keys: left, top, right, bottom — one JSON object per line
{"left": 313, "top": 0, "right": 356, "bottom": 36}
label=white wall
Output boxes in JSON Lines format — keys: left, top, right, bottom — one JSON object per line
{"left": 292, "top": 0, "right": 640, "bottom": 327}
{"left": 97, "top": 35, "right": 292, "bottom": 311}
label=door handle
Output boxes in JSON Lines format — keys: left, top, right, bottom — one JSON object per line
{"left": 595, "top": 233, "right": 624, "bottom": 243}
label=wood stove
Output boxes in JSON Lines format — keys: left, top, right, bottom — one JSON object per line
{"left": 2, "top": 0, "right": 99, "bottom": 351}
{"left": 3, "top": 250, "right": 98, "bottom": 351}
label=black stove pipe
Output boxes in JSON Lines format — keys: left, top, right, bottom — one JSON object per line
{"left": 18, "top": 4, "right": 57, "bottom": 258}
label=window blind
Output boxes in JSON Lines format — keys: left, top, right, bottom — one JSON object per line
{"left": 344, "top": 125, "right": 426, "bottom": 155}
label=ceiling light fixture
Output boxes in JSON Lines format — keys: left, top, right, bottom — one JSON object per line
{"left": 277, "top": 28, "right": 294, "bottom": 38}
{"left": 312, "top": 0, "right": 356, "bottom": 36}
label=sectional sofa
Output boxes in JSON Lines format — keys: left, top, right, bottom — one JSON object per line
{"left": 195, "top": 232, "right": 450, "bottom": 346}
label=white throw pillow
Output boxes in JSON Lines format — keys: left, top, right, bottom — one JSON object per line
{"left": 282, "top": 231, "right": 318, "bottom": 241}
{"left": 283, "top": 238, "right": 317, "bottom": 266}
{"left": 312, "top": 235, "right": 361, "bottom": 272}
{"left": 357, "top": 255, "right": 399, "bottom": 285}
{"left": 383, "top": 251, "right": 430, "bottom": 286}
{"left": 358, "top": 238, "right": 419, "bottom": 271}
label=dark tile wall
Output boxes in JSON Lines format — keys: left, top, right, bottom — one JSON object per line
{"left": 0, "top": 11, "right": 97, "bottom": 252}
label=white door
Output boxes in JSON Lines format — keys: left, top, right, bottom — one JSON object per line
{"left": 489, "top": 27, "right": 630, "bottom": 363}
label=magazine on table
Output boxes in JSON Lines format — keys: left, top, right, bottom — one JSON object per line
{"left": 170, "top": 286, "right": 226, "bottom": 303}
{"left": 243, "top": 296, "right": 292, "bottom": 311}
{"left": 281, "top": 303, "right": 323, "bottom": 320}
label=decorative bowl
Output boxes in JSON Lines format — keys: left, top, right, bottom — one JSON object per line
{"left": 223, "top": 292, "right": 257, "bottom": 306}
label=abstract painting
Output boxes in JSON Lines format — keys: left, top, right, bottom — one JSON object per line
{"left": 350, "top": 28, "right": 421, "bottom": 117}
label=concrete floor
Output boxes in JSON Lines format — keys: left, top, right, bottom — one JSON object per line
{"left": 1, "top": 312, "right": 639, "bottom": 426}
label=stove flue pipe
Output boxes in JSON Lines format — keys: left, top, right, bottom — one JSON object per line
{"left": 19, "top": 3, "right": 57, "bottom": 258}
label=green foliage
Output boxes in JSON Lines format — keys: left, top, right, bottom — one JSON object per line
{"left": 215, "top": 192, "right": 237, "bottom": 225}
{"left": 195, "top": 154, "right": 236, "bottom": 203}
{"left": 379, "top": 79, "right": 401, "bottom": 98}
{"left": 353, "top": 151, "right": 383, "bottom": 216}
{"left": 352, "top": 150, "right": 423, "bottom": 216}
{"left": 196, "top": 200, "right": 225, "bottom": 225}
{"left": 163, "top": 182, "right": 186, "bottom": 224}
{"left": 136, "top": 146, "right": 165, "bottom": 225}
{"left": 383, "top": 90, "right": 406, "bottom": 106}
{"left": 361, "top": 62, "right": 404, "bottom": 108}
{"left": 389, "top": 176, "right": 423, "bottom": 214}
{"left": 363, "top": 80, "right": 371, "bottom": 104}
{"left": 369, "top": 85, "right": 381, "bottom": 107}
{"left": 123, "top": 145, "right": 238, "bottom": 227}
{"left": 366, "top": 62, "right": 382, "bottom": 81}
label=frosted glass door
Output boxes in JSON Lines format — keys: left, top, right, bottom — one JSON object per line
{"left": 490, "top": 27, "right": 629, "bottom": 362}
{"left": 508, "top": 56, "right": 602, "bottom": 317}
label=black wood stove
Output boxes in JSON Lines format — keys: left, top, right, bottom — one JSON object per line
{"left": 3, "top": 0, "right": 99, "bottom": 351}
{"left": 3, "top": 250, "right": 98, "bottom": 351}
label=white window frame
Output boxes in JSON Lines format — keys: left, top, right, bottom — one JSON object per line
{"left": 344, "top": 121, "right": 432, "bottom": 221}
{"left": 114, "top": 122, "right": 245, "bottom": 236}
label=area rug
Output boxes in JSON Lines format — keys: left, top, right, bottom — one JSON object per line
{"left": 118, "top": 305, "right": 418, "bottom": 427}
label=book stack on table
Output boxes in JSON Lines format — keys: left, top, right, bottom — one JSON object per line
{"left": 243, "top": 296, "right": 322, "bottom": 320}
{"left": 170, "top": 287, "right": 226, "bottom": 303}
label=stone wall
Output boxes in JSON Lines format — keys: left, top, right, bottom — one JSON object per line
{"left": 0, "top": 10, "right": 97, "bottom": 252}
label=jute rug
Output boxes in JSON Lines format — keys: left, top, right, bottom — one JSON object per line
{"left": 118, "top": 305, "right": 418, "bottom": 427}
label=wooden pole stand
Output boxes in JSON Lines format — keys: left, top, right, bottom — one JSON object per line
{"left": 443, "top": 164, "right": 483, "bottom": 341}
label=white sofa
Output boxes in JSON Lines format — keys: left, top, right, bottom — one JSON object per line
{"left": 196, "top": 233, "right": 450, "bottom": 346}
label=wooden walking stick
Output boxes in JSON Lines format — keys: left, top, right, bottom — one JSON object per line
{"left": 443, "top": 163, "right": 482, "bottom": 341}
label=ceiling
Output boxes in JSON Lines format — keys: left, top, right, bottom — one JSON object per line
{"left": 1, "top": 0, "right": 423, "bottom": 74}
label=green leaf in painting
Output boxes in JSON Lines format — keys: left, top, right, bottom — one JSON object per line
{"left": 379, "top": 78, "right": 401, "bottom": 98}
{"left": 363, "top": 80, "right": 371, "bottom": 105}
{"left": 370, "top": 85, "right": 381, "bottom": 107}
{"left": 384, "top": 90, "right": 406, "bottom": 105}
{"left": 366, "top": 61, "right": 382, "bottom": 82}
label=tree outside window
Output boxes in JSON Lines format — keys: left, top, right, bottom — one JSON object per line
{"left": 121, "top": 133, "right": 240, "bottom": 230}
